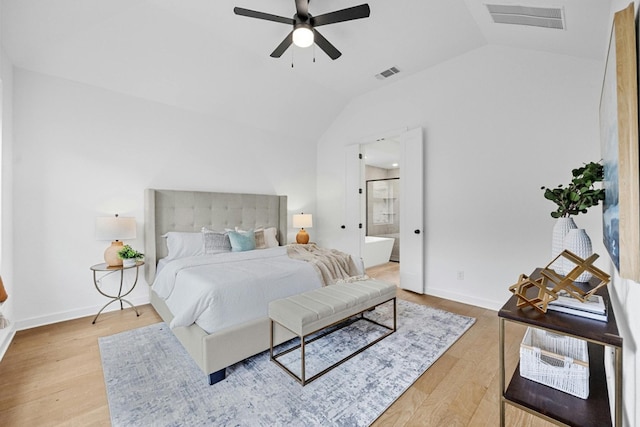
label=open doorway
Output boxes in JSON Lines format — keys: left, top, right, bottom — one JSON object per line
{"left": 363, "top": 138, "right": 400, "bottom": 268}
{"left": 346, "top": 127, "right": 423, "bottom": 293}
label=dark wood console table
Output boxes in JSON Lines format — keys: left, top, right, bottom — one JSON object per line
{"left": 498, "top": 269, "right": 622, "bottom": 426}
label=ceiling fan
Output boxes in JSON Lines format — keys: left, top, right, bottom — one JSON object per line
{"left": 233, "top": 0, "right": 370, "bottom": 60}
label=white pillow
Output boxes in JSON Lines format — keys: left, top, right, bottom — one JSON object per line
{"left": 162, "top": 232, "right": 204, "bottom": 259}
{"left": 265, "top": 227, "right": 279, "bottom": 248}
{"left": 255, "top": 227, "right": 279, "bottom": 248}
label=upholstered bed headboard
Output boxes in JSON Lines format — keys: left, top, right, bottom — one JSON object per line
{"left": 144, "top": 189, "right": 288, "bottom": 284}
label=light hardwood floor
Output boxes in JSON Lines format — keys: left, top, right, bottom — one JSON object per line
{"left": 0, "top": 262, "right": 554, "bottom": 426}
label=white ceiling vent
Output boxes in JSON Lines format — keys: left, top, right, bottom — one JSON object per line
{"left": 375, "top": 66, "right": 400, "bottom": 80}
{"left": 486, "top": 4, "right": 564, "bottom": 30}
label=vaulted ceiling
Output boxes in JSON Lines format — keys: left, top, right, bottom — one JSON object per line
{"left": 1, "top": 0, "right": 614, "bottom": 141}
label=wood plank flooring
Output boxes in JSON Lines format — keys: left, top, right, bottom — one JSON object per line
{"left": 0, "top": 262, "right": 554, "bottom": 426}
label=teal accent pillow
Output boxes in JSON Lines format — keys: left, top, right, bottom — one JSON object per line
{"left": 228, "top": 229, "right": 256, "bottom": 252}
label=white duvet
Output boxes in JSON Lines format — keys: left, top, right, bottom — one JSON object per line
{"left": 152, "top": 246, "right": 322, "bottom": 334}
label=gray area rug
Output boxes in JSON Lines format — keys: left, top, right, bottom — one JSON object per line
{"left": 99, "top": 300, "right": 475, "bottom": 426}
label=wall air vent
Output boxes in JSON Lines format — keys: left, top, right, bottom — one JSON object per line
{"left": 486, "top": 4, "right": 564, "bottom": 30}
{"left": 375, "top": 66, "right": 400, "bottom": 80}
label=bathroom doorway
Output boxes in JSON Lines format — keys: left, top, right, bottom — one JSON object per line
{"left": 363, "top": 139, "right": 400, "bottom": 267}
{"left": 345, "top": 127, "right": 424, "bottom": 293}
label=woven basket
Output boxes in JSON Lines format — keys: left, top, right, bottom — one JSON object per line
{"left": 519, "top": 327, "right": 589, "bottom": 399}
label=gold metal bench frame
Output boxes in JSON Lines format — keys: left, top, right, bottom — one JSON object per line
{"left": 269, "top": 297, "right": 397, "bottom": 386}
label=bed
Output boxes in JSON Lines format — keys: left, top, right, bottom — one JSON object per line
{"left": 144, "top": 189, "right": 362, "bottom": 385}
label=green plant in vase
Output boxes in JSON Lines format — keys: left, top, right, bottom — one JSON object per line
{"left": 118, "top": 245, "right": 144, "bottom": 267}
{"left": 541, "top": 161, "right": 605, "bottom": 280}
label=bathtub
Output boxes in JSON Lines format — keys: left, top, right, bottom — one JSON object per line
{"left": 363, "top": 236, "right": 395, "bottom": 268}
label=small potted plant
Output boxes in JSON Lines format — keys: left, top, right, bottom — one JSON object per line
{"left": 118, "top": 245, "right": 144, "bottom": 267}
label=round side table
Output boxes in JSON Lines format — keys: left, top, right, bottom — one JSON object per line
{"left": 90, "top": 261, "right": 143, "bottom": 324}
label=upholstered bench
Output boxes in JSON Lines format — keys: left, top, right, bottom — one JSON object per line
{"left": 269, "top": 279, "right": 397, "bottom": 385}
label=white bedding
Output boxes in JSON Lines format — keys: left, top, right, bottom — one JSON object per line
{"left": 152, "top": 246, "right": 322, "bottom": 334}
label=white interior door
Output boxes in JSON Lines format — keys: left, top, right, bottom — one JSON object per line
{"left": 342, "top": 144, "right": 365, "bottom": 258}
{"left": 399, "top": 128, "right": 425, "bottom": 293}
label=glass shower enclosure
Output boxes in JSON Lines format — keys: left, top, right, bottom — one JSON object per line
{"left": 366, "top": 178, "right": 399, "bottom": 262}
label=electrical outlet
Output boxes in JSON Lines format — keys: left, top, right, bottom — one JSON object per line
{"left": 457, "top": 271, "right": 464, "bottom": 280}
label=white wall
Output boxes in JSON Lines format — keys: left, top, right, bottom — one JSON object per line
{"left": 318, "top": 40, "right": 640, "bottom": 425}
{"left": 11, "top": 68, "right": 317, "bottom": 329}
{"left": 0, "top": 14, "right": 16, "bottom": 359}
{"left": 318, "top": 44, "right": 604, "bottom": 309}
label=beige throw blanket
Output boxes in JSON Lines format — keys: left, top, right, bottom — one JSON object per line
{"left": 287, "top": 243, "right": 364, "bottom": 286}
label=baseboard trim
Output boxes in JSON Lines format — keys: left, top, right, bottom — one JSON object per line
{"left": 14, "top": 294, "right": 151, "bottom": 331}
{"left": 425, "top": 288, "right": 504, "bottom": 312}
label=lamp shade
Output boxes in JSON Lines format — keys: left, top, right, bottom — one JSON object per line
{"left": 95, "top": 215, "right": 136, "bottom": 241}
{"left": 292, "top": 213, "right": 313, "bottom": 229}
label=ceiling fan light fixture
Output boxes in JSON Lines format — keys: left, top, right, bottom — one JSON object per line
{"left": 293, "top": 24, "right": 314, "bottom": 48}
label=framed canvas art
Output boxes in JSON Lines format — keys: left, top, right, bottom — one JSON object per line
{"left": 600, "top": 2, "right": 640, "bottom": 281}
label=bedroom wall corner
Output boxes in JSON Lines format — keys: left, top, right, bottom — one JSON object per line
{"left": 317, "top": 44, "right": 604, "bottom": 312}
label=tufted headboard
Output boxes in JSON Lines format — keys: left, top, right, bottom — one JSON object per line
{"left": 144, "top": 189, "right": 287, "bottom": 284}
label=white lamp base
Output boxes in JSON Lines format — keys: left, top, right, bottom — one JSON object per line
{"left": 104, "top": 241, "right": 124, "bottom": 267}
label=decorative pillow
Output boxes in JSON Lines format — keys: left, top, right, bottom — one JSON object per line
{"left": 254, "top": 229, "right": 266, "bottom": 249}
{"left": 264, "top": 227, "right": 280, "bottom": 248}
{"left": 162, "top": 232, "right": 204, "bottom": 259}
{"left": 254, "top": 227, "right": 279, "bottom": 249}
{"left": 201, "top": 228, "right": 231, "bottom": 254}
{"left": 263, "top": 227, "right": 279, "bottom": 248}
{"left": 228, "top": 229, "right": 256, "bottom": 252}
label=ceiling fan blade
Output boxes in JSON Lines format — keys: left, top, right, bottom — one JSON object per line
{"left": 312, "top": 4, "right": 370, "bottom": 27}
{"left": 234, "top": 7, "right": 294, "bottom": 25}
{"left": 313, "top": 29, "right": 341, "bottom": 60}
{"left": 295, "top": 0, "right": 309, "bottom": 20}
{"left": 270, "top": 32, "right": 294, "bottom": 58}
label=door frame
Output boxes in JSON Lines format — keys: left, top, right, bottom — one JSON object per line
{"left": 353, "top": 127, "right": 425, "bottom": 293}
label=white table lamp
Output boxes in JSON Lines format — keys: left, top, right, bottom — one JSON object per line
{"left": 292, "top": 213, "right": 313, "bottom": 244}
{"left": 95, "top": 214, "right": 136, "bottom": 267}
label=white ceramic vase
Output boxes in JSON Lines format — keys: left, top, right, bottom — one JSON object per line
{"left": 561, "top": 228, "right": 593, "bottom": 282}
{"left": 551, "top": 217, "right": 577, "bottom": 271}
{"left": 122, "top": 258, "right": 136, "bottom": 267}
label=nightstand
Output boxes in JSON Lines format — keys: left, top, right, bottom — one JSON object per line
{"left": 90, "top": 261, "right": 143, "bottom": 324}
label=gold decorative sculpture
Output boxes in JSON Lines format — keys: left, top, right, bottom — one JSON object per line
{"left": 508, "top": 273, "right": 559, "bottom": 313}
{"left": 509, "top": 250, "right": 611, "bottom": 313}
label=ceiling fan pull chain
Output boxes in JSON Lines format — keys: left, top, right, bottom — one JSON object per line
{"left": 291, "top": 46, "right": 294, "bottom": 68}
{"left": 313, "top": 44, "right": 316, "bottom": 63}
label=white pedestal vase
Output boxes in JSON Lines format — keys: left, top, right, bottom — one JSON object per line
{"left": 561, "top": 228, "right": 593, "bottom": 282}
{"left": 551, "top": 217, "right": 577, "bottom": 272}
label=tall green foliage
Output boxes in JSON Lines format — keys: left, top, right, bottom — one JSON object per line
{"left": 541, "top": 161, "right": 605, "bottom": 218}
